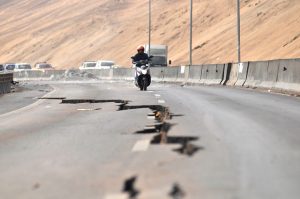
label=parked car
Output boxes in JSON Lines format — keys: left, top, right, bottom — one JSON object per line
{"left": 35, "top": 62, "right": 54, "bottom": 70}
{"left": 79, "top": 60, "right": 115, "bottom": 70}
{"left": 14, "top": 63, "right": 32, "bottom": 71}
{"left": 95, "top": 60, "right": 115, "bottom": 69}
{"left": 4, "top": 63, "right": 16, "bottom": 71}
{"left": 79, "top": 61, "right": 97, "bottom": 70}
{"left": 0, "top": 64, "right": 4, "bottom": 72}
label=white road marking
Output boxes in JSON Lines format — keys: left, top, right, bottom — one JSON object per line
{"left": 158, "top": 99, "right": 166, "bottom": 104}
{"left": 104, "top": 194, "right": 127, "bottom": 199}
{"left": 132, "top": 139, "right": 150, "bottom": 152}
{"left": 45, "top": 105, "right": 51, "bottom": 109}
{"left": 77, "top": 108, "right": 94, "bottom": 111}
{"left": 147, "top": 116, "right": 155, "bottom": 119}
{"left": 154, "top": 94, "right": 161, "bottom": 98}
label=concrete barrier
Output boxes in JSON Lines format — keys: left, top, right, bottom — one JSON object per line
{"left": 150, "top": 67, "right": 165, "bottom": 82}
{"left": 199, "top": 65, "right": 208, "bottom": 84}
{"left": 274, "top": 59, "right": 300, "bottom": 92}
{"left": 112, "top": 68, "right": 134, "bottom": 80}
{"left": 10, "top": 58, "right": 300, "bottom": 94}
{"left": 199, "top": 64, "right": 224, "bottom": 85}
{"left": 265, "top": 60, "right": 280, "bottom": 88}
{"left": 187, "top": 65, "right": 202, "bottom": 84}
{"left": 207, "top": 64, "right": 225, "bottom": 85}
{"left": 0, "top": 73, "right": 13, "bottom": 94}
{"left": 14, "top": 70, "right": 68, "bottom": 80}
{"left": 244, "top": 61, "right": 268, "bottom": 88}
{"left": 221, "top": 63, "right": 232, "bottom": 85}
{"left": 162, "top": 67, "right": 178, "bottom": 82}
{"left": 244, "top": 61, "right": 279, "bottom": 89}
{"left": 85, "top": 69, "right": 113, "bottom": 80}
{"left": 177, "top": 66, "right": 187, "bottom": 82}
{"left": 235, "top": 62, "right": 249, "bottom": 86}
{"left": 14, "top": 70, "right": 43, "bottom": 80}
{"left": 226, "top": 63, "right": 238, "bottom": 86}
{"left": 204, "top": 64, "right": 216, "bottom": 84}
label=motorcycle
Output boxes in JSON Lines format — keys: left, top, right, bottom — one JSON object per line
{"left": 131, "top": 56, "right": 153, "bottom": 91}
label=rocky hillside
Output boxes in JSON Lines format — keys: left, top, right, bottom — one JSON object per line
{"left": 0, "top": 0, "right": 299, "bottom": 68}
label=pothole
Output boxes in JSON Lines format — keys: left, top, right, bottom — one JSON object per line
{"left": 122, "top": 176, "right": 140, "bottom": 199}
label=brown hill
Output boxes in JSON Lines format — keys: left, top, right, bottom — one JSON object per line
{"left": 0, "top": 0, "right": 299, "bottom": 68}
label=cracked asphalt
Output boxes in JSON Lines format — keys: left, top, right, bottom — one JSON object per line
{"left": 0, "top": 81, "right": 300, "bottom": 199}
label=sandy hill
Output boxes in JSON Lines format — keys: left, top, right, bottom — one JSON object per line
{"left": 0, "top": 0, "right": 299, "bottom": 68}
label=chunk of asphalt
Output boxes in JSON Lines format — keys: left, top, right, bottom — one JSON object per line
{"left": 122, "top": 176, "right": 140, "bottom": 199}
{"left": 169, "top": 183, "right": 185, "bottom": 199}
{"left": 173, "top": 143, "right": 203, "bottom": 157}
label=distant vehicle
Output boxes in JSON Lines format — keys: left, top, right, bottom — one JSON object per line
{"left": 79, "top": 61, "right": 97, "bottom": 70}
{"left": 0, "top": 64, "right": 4, "bottom": 72}
{"left": 79, "top": 60, "right": 115, "bottom": 70}
{"left": 131, "top": 56, "right": 153, "bottom": 91}
{"left": 4, "top": 63, "right": 16, "bottom": 71}
{"left": 14, "top": 63, "right": 32, "bottom": 71}
{"left": 96, "top": 60, "right": 115, "bottom": 69}
{"left": 35, "top": 62, "right": 54, "bottom": 70}
{"left": 144, "top": 44, "right": 169, "bottom": 67}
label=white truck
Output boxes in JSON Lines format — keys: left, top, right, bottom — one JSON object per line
{"left": 144, "top": 44, "right": 169, "bottom": 67}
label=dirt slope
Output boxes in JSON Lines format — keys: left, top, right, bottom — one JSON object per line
{"left": 0, "top": 0, "right": 299, "bottom": 68}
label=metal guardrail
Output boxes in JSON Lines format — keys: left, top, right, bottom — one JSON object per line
{"left": 0, "top": 72, "right": 13, "bottom": 94}
{"left": 0, "top": 73, "right": 13, "bottom": 83}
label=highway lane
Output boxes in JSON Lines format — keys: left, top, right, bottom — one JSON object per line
{"left": 0, "top": 81, "right": 300, "bottom": 199}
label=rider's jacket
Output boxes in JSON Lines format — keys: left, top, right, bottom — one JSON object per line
{"left": 132, "top": 53, "right": 149, "bottom": 67}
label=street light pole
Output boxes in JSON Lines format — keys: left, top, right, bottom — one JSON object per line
{"left": 236, "top": 0, "right": 241, "bottom": 64}
{"left": 148, "top": 0, "right": 151, "bottom": 56}
{"left": 189, "top": 0, "right": 193, "bottom": 66}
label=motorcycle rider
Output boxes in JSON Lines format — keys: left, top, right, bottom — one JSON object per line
{"left": 132, "top": 45, "right": 149, "bottom": 67}
{"left": 131, "top": 45, "right": 150, "bottom": 88}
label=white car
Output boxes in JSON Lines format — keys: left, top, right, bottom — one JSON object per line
{"left": 79, "top": 61, "right": 97, "bottom": 70}
{"left": 14, "top": 63, "right": 32, "bottom": 71}
{"left": 95, "top": 60, "right": 115, "bottom": 69}
{"left": 79, "top": 60, "right": 115, "bottom": 70}
{"left": 35, "top": 63, "right": 54, "bottom": 70}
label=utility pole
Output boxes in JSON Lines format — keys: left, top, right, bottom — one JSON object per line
{"left": 237, "top": 0, "right": 241, "bottom": 64}
{"left": 148, "top": 0, "right": 151, "bottom": 56}
{"left": 189, "top": 0, "right": 193, "bottom": 66}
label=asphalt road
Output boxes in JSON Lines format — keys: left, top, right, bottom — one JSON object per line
{"left": 0, "top": 81, "right": 300, "bottom": 199}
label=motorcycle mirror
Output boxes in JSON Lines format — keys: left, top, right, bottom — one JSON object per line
{"left": 149, "top": 55, "right": 154, "bottom": 59}
{"left": 169, "top": 60, "right": 172, "bottom": 65}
